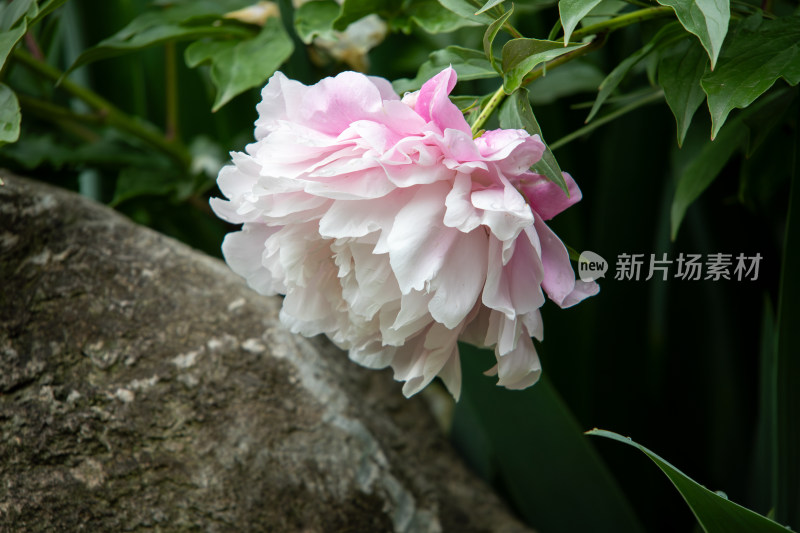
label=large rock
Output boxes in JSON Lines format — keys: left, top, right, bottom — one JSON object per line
{"left": 0, "top": 173, "right": 532, "bottom": 532}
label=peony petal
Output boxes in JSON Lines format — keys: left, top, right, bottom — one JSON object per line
{"left": 387, "top": 182, "right": 458, "bottom": 294}
{"left": 414, "top": 67, "right": 471, "bottom": 135}
{"left": 471, "top": 179, "right": 533, "bottom": 242}
{"left": 428, "top": 229, "right": 488, "bottom": 329}
{"left": 213, "top": 67, "right": 595, "bottom": 400}
{"left": 533, "top": 214, "right": 580, "bottom": 307}
{"left": 475, "top": 129, "right": 544, "bottom": 175}
{"left": 560, "top": 279, "right": 600, "bottom": 308}
{"left": 319, "top": 188, "right": 413, "bottom": 239}
{"left": 221, "top": 224, "right": 282, "bottom": 295}
{"left": 444, "top": 172, "right": 482, "bottom": 233}
{"left": 519, "top": 171, "right": 582, "bottom": 220}
{"left": 494, "top": 333, "right": 542, "bottom": 389}
{"left": 437, "top": 350, "right": 462, "bottom": 401}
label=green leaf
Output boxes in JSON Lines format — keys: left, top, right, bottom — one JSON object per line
{"left": 436, "top": 0, "right": 494, "bottom": 25}
{"left": 669, "top": 89, "right": 785, "bottom": 240}
{"left": 407, "top": 0, "right": 479, "bottom": 33}
{"left": 29, "top": 0, "right": 69, "bottom": 25}
{"left": 333, "top": 0, "right": 400, "bottom": 31}
{"left": 0, "top": 23, "right": 26, "bottom": 70}
{"left": 294, "top": 0, "right": 339, "bottom": 44}
{"left": 655, "top": 0, "right": 729, "bottom": 69}
{"left": 587, "top": 429, "right": 791, "bottom": 532}
{"left": 185, "top": 17, "right": 293, "bottom": 112}
{"left": 499, "top": 88, "right": 568, "bottom": 195}
{"left": 751, "top": 297, "right": 777, "bottom": 519}
{"left": 453, "top": 345, "right": 646, "bottom": 533}
{"left": 587, "top": 22, "right": 686, "bottom": 123}
{"left": 669, "top": 113, "right": 745, "bottom": 241}
{"left": 701, "top": 15, "right": 800, "bottom": 140}
{"left": 110, "top": 166, "right": 184, "bottom": 206}
{"left": 558, "top": 0, "right": 603, "bottom": 45}
{"left": 475, "top": 0, "right": 506, "bottom": 15}
{"left": 658, "top": 38, "right": 709, "bottom": 146}
{"left": 775, "top": 128, "right": 800, "bottom": 529}
{"left": 501, "top": 38, "right": 588, "bottom": 94}
{"left": 392, "top": 46, "right": 497, "bottom": 94}
{"left": 0, "top": 0, "right": 41, "bottom": 70}
{"left": 483, "top": 4, "right": 514, "bottom": 74}
{"left": 0, "top": 0, "right": 35, "bottom": 31}
{"left": 0, "top": 84, "right": 21, "bottom": 146}
{"left": 67, "top": 5, "right": 252, "bottom": 75}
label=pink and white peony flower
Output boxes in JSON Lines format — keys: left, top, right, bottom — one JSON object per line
{"left": 211, "top": 67, "right": 598, "bottom": 400}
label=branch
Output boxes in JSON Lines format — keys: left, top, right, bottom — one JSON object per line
{"left": 11, "top": 49, "right": 191, "bottom": 168}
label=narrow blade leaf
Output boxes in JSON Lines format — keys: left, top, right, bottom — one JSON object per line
{"left": 587, "top": 22, "right": 686, "bottom": 123}
{"left": 499, "top": 88, "right": 568, "bottom": 195}
{"left": 775, "top": 125, "right": 800, "bottom": 529}
{"left": 588, "top": 429, "right": 791, "bottom": 532}
{"left": 454, "top": 345, "right": 646, "bottom": 533}
{"left": 483, "top": 5, "right": 514, "bottom": 73}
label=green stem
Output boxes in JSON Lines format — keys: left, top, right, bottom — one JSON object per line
{"left": 504, "top": 22, "right": 523, "bottom": 39}
{"left": 549, "top": 89, "right": 663, "bottom": 151}
{"left": 522, "top": 34, "right": 606, "bottom": 86}
{"left": 17, "top": 94, "right": 102, "bottom": 143}
{"left": 470, "top": 85, "right": 506, "bottom": 137}
{"left": 12, "top": 49, "right": 191, "bottom": 168}
{"left": 164, "top": 41, "right": 179, "bottom": 141}
{"left": 471, "top": 34, "right": 607, "bottom": 135}
{"left": 570, "top": 6, "right": 673, "bottom": 41}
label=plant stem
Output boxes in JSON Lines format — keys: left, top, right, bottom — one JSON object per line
{"left": 504, "top": 22, "right": 523, "bottom": 39}
{"left": 470, "top": 34, "right": 606, "bottom": 135}
{"left": 164, "top": 41, "right": 179, "bottom": 141}
{"left": 522, "top": 34, "right": 606, "bottom": 86}
{"left": 470, "top": 85, "right": 506, "bottom": 137}
{"left": 12, "top": 49, "right": 191, "bottom": 168}
{"left": 570, "top": 6, "right": 673, "bottom": 41}
{"left": 549, "top": 90, "right": 663, "bottom": 151}
{"left": 18, "top": 94, "right": 103, "bottom": 143}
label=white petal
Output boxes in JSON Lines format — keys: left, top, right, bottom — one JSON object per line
{"left": 495, "top": 334, "right": 542, "bottom": 389}
{"left": 387, "top": 182, "right": 457, "bottom": 294}
{"left": 428, "top": 229, "right": 488, "bottom": 329}
{"left": 220, "top": 224, "right": 281, "bottom": 295}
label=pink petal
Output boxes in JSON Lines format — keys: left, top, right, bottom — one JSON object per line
{"left": 532, "top": 216, "right": 579, "bottom": 307}
{"left": 519, "top": 171, "right": 582, "bottom": 221}
{"left": 415, "top": 67, "right": 471, "bottom": 135}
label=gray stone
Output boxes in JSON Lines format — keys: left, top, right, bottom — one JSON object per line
{"left": 0, "top": 173, "right": 533, "bottom": 533}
